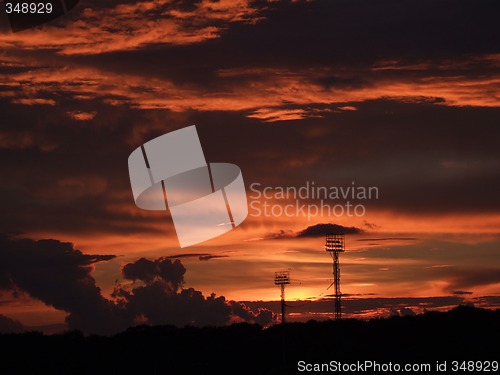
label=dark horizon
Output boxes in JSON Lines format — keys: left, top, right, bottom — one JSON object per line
{"left": 1, "top": 306, "right": 499, "bottom": 374}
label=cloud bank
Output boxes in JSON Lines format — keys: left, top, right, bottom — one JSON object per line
{"left": 0, "top": 234, "right": 275, "bottom": 334}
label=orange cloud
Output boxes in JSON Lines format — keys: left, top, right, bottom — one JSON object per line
{"left": 66, "top": 111, "right": 97, "bottom": 120}
{"left": 2, "top": 56, "right": 499, "bottom": 128}
{"left": 11, "top": 98, "right": 56, "bottom": 105}
{"left": 0, "top": 0, "right": 262, "bottom": 55}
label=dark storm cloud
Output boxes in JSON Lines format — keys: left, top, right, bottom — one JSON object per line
{"left": 229, "top": 301, "right": 276, "bottom": 326}
{"left": 117, "top": 257, "right": 275, "bottom": 328}
{"left": 0, "top": 234, "right": 121, "bottom": 334}
{"left": 114, "top": 284, "right": 233, "bottom": 327}
{"left": 297, "top": 223, "right": 363, "bottom": 237}
{"left": 122, "top": 257, "right": 185, "bottom": 289}
{"left": 452, "top": 291, "right": 473, "bottom": 295}
{"left": 0, "top": 234, "right": 275, "bottom": 333}
{"left": 114, "top": 257, "right": 275, "bottom": 328}
{"left": 268, "top": 223, "right": 362, "bottom": 239}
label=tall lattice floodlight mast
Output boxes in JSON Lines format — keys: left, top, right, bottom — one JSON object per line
{"left": 274, "top": 270, "right": 290, "bottom": 324}
{"left": 325, "top": 233, "right": 345, "bottom": 320}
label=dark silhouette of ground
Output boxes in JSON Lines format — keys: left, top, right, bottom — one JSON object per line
{"left": 0, "top": 305, "right": 498, "bottom": 374}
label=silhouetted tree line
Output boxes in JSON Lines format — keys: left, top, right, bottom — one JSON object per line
{"left": 0, "top": 306, "right": 498, "bottom": 374}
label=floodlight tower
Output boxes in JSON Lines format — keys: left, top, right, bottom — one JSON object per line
{"left": 325, "top": 233, "right": 345, "bottom": 320}
{"left": 274, "top": 270, "right": 290, "bottom": 324}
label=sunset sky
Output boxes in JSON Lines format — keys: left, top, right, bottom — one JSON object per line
{"left": 1, "top": 0, "right": 499, "bottom": 334}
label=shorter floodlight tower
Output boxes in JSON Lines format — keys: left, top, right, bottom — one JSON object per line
{"left": 274, "top": 270, "right": 290, "bottom": 324}
{"left": 325, "top": 233, "right": 345, "bottom": 320}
